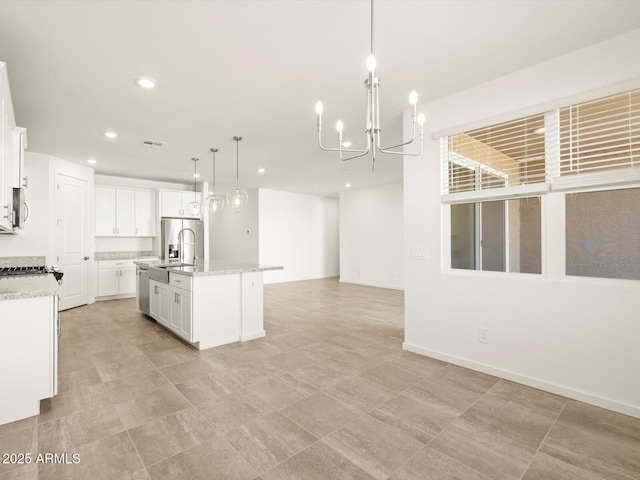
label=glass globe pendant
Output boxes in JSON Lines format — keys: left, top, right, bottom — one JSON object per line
{"left": 186, "top": 158, "right": 201, "bottom": 216}
{"left": 226, "top": 136, "right": 248, "bottom": 212}
{"left": 207, "top": 148, "right": 225, "bottom": 213}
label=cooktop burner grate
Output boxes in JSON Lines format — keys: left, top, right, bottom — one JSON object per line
{"left": 0, "top": 266, "right": 50, "bottom": 277}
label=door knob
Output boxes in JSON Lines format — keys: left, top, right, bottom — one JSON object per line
{"left": 84, "top": 256, "right": 90, "bottom": 261}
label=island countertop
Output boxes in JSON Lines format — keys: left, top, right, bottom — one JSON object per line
{"left": 136, "top": 259, "right": 283, "bottom": 277}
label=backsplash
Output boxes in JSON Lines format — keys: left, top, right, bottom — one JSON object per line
{"left": 95, "top": 251, "right": 156, "bottom": 261}
{"left": 0, "top": 256, "right": 46, "bottom": 267}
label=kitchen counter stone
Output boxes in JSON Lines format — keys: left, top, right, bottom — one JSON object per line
{"left": 136, "top": 259, "right": 283, "bottom": 277}
{"left": 0, "top": 275, "right": 60, "bottom": 301}
{"left": 95, "top": 251, "right": 156, "bottom": 261}
{"left": 0, "top": 256, "right": 46, "bottom": 268}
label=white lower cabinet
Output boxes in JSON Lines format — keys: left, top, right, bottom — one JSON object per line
{"left": 149, "top": 279, "right": 172, "bottom": 328}
{"left": 0, "top": 295, "right": 56, "bottom": 426}
{"left": 97, "top": 260, "right": 137, "bottom": 297}
{"left": 149, "top": 279, "right": 192, "bottom": 342}
{"left": 171, "top": 286, "right": 192, "bottom": 341}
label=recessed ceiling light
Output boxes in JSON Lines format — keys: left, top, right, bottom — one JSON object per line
{"left": 257, "top": 168, "right": 266, "bottom": 174}
{"left": 86, "top": 159, "right": 96, "bottom": 164}
{"left": 532, "top": 127, "right": 545, "bottom": 134}
{"left": 342, "top": 141, "right": 352, "bottom": 148}
{"left": 104, "top": 131, "right": 118, "bottom": 139}
{"left": 345, "top": 183, "right": 352, "bottom": 188}
{"left": 193, "top": 173, "right": 200, "bottom": 178}
{"left": 136, "top": 77, "right": 157, "bottom": 89}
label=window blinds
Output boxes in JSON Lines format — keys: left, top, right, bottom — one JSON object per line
{"left": 559, "top": 89, "right": 640, "bottom": 176}
{"left": 442, "top": 113, "right": 546, "bottom": 195}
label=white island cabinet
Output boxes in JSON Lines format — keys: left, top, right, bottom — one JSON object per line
{"left": 0, "top": 276, "right": 59, "bottom": 426}
{"left": 140, "top": 260, "right": 281, "bottom": 350}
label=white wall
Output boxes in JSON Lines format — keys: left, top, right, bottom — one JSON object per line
{"left": 258, "top": 189, "right": 339, "bottom": 284}
{"left": 404, "top": 28, "right": 640, "bottom": 418}
{"left": 209, "top": 187, "right": 259, "bottom": 263}
{"left": 0, "top": 152, "right": 51, "bottom": 259}
{"left": 340, "top": 182, "right": 404, "bottom": 290}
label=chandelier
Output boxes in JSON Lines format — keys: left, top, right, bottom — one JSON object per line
{"left": 315, "top": 0, "right": 425, "bottom": 170}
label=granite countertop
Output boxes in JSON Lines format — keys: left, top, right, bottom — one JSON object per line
{"left": 137, "top": 259, "right": 283, "bottom": 277}
{"left": 95, "top": 251, "right": 157, "bottom": 261}
{"left": 0, "top": 275, "right": 60, "bottom": 301}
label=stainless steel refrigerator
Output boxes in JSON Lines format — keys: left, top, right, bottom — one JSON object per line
{"left": 161, "top": 218, "right": 204, "bottom": 263}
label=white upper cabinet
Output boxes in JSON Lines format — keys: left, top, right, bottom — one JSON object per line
{"left": 95, "top": 186, "right": 156, "bottom": 237}
{"left": 116, "top": 189, "right": 135, "bottom": 236}
{"left": 160, "top": 190, "right": 202, "bottom": 218}
{"left": 134, "top": 189, "right": 156, "bottom": 236}
{"left": 0, "top": 62, "right": 26, "bottom": 233}
{"left": 95, "top": 186, "right": 117, "bottom": 236}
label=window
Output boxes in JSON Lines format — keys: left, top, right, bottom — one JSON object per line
{"left": 451, "top": 197, "right": 541, "bottom": 274}
{"left": 442, "top": 86, "right": 640, "bottom": 280}
{"left": 443, "top": 113, "right": 546, "bottom": 195}
{"left": 566, "top": 188, "right": 640, "bottom": 281}
{"left": 559, "top": 90, "right": 640, "bottom": 176}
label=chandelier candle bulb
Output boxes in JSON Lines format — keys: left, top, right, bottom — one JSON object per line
{"left": 409, "top": 90, "right": 418, "bottom": 106}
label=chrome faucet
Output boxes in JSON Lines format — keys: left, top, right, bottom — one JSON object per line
{"left": 177, "top": 227, "right": 197, "bottom": 264}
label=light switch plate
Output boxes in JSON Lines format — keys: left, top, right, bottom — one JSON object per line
{"left": 411, "top": 247, "right": 428, "bottom": 260}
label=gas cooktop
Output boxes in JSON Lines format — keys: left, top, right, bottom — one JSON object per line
{"left": 0, "top": 266, "right": 51, "bottom": 277}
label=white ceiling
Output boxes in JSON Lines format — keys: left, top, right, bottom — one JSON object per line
{"left": 1, "top": 1, "right": 640, "bottom": 197}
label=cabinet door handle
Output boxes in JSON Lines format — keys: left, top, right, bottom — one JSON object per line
{"left": 135, "top": 228, "right": 138, "bottom": 235}
{"left": 113, "top": 227, "right": 116, "bottom": 234}
{"left": 154, "top": 286, "right": 159, "bottom": 294}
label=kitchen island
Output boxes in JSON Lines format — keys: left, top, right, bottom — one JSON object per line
{"left": 135, "top": 259, "right": 282, "bottom": 350}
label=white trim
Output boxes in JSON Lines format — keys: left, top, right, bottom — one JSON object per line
{"left": 240, "top": 330, "right": 265, "bottom": 342}
{"left": 95, "top": 293, "right": 135, "bottom": 301}
{"left": 551, "top": 168, "right": 640, "bottom": 192}
{"left": 339, "top": 278, "right": 404, "bottom": 291}
{"left": 432, "top": 77, "right": 640, "bottom": 139}
{"left": 442, "top": 184, "right": 548, "bottom": 204}
{"left": 402, "top": 342, "right": 640, "bottom": 419}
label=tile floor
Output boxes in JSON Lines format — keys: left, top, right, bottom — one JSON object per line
{"left": 1, "top": 278, "right": 639, "bottom": 480}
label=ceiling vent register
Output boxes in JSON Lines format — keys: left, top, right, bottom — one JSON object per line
{"left": 141, "top": 139, "right": 165, "bottom": 148}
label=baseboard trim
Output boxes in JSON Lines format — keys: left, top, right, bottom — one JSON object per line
{"left": 403, "top": 342, "right": 640, "bottom": 419}
{"left": 241, "top": 330, "right": 266, "bottom": 342}
{"left": 95, "top": 293, "right": 135, "bottom": 302}
{"left": 339, "top": 278, "right": 404, "bottom": 291}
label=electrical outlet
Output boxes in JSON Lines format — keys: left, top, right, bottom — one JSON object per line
{"left": 478, "top": 327, "right": 489, "bottom": 344}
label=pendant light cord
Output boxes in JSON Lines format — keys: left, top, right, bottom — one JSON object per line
{"left": 212, "top": 151, "right": 216, "bottom": 196}
{"left": 236, "top": 139, "right": 239, "bottom": 189}
{"left": 193, "top": 159, "right": 197, "bottom": 200}
{"left": 370, "top": 0, "right": 374, "bottom": 55}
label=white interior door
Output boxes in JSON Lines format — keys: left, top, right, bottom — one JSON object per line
{"left": 56, "top": 173, "right": 89, "bottom": 310}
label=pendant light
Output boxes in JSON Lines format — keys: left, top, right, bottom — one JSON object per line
{"left": 207, "top": 148, "right": 225, "bottom": 213}
{"left": 186, "top": 157, "right": 201, "bottom": 216}
{"left": 226, "top": 136, "right": 248, "bottom": 212}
